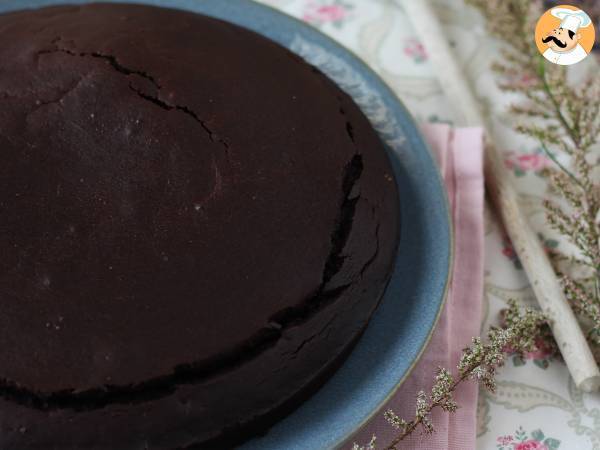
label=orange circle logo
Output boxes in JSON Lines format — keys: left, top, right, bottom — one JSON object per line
{"left": 535, "top": 5, "right": 595, "bottom": 65}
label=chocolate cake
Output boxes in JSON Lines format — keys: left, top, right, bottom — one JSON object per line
{"left": 0, "top": 3, "right": 400, "bottom": 448}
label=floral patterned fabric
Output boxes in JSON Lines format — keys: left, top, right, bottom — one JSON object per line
{"left": 256, "top": 0, "right": 600, "bottom": 448}
{"left": 496, "top": 426, "right": 561, "bottom": 450}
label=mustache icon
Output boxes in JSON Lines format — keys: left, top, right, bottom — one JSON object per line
{"left": 542, "top": 35, "right": 567, "bottom": 48}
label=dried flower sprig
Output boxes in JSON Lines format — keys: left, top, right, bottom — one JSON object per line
{"left": 467, "top": 0, "right": 600, "bottom": 356}
{"left": 561, "top": 275, "right": 600, "bottom": 345}
{"left": 352, "top": 301, "right": 547, "bottom": 449}
{"left": 352, "top": 435, "right": 376, "bottom": 450}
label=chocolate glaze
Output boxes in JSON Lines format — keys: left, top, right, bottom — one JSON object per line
{"left": 0, "top": 3, "right": 400, "bottom": 448}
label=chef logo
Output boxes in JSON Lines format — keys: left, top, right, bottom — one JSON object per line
{"left": 535, "top": 5, "right": 595, "bottom": 65}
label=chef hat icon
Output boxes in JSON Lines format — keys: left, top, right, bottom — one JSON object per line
{"left": 550, "top": 7, "right": 592, "bottom": 33}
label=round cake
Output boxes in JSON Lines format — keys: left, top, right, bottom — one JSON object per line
{"left": 0, "top": 3, "right": 400, "bottom": 448}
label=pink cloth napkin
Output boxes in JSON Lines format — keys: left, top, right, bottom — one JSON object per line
{"left": 352, "top": 123, "right": 485, "bottom": 449}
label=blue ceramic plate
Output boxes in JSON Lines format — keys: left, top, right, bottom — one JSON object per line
{"left": 0, "top": 0, "right": 452, "bottom": 448}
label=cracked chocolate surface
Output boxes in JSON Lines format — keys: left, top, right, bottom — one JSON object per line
{"left": 0, "top": 3, "right": 399, "bottom": 448}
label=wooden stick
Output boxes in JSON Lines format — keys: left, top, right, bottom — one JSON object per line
{"left": 399, "top": 0, "right": 600, "bottom": 392}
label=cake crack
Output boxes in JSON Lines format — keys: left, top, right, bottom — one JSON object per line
{"left": 25, "top": 77, "right": 85, "bottom": 116}
{"left": 269, "top": 153, "right": 363, "bottom": 327}
{"left": 322, "top": 153, "right": 363, "bottom": 285}
{"left": 286, "top": 314, "right": 338, "bottom": 360}
{"left": 360, "top": 222, "right": 380, "bottom": 278}
{"left": 89, "top": 52, "right": 161, "bottom": 89}
{"left": 127, "top": 83, "right": 229, "bottom": 153}
{"left": 338, "top": 105, "right": 356, "bottom": 144}
{"left": 37, "top": 45, "right": 231, "bottom": 156}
